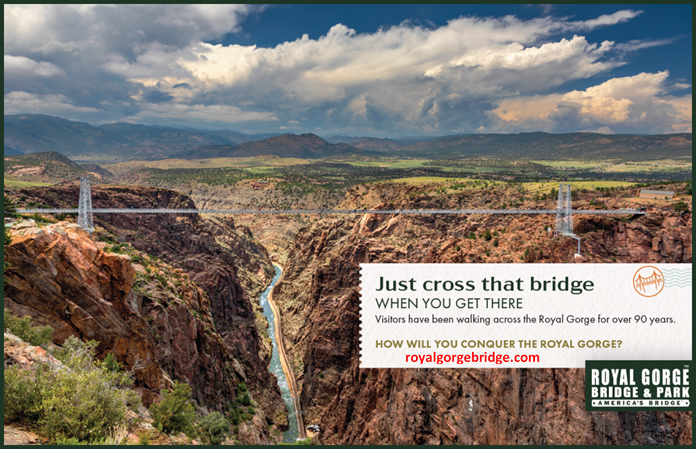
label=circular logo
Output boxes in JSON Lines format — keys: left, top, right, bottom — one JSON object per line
{"left": 633, "top": 266, "right": 665, "bottom": 297}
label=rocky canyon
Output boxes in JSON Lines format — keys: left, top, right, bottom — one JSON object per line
{"left": 4, "top": 180, "right": 692, "bottom": 445}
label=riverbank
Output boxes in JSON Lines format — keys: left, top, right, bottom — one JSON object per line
{"left": 269, "top": 263, "right": 307, "bottom": 441}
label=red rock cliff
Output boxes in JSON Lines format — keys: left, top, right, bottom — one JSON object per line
{"left": 272, "top": 182, "right": 692, "bottom": 444}
{"left": 5, "top": 185, "right": 288, "bottom": 443}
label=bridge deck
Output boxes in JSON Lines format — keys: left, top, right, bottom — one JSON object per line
{"left": 16, "top": 208, "right": 645, "bottom": 215}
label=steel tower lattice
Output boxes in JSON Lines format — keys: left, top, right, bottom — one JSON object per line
{"left": 77, "top": 176, "right": 94, "bottom": 233}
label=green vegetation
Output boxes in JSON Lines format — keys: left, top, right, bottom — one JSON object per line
{"left": 149, "top": 381, "right": 198, "bottom": 437}
{"left": 101, "top": 352, "right": 123, "bottom": 373}
{"left": 3, "top": 176, "right": 54, "bottom": 188}
{"left": 227, "top": 383, "right": 255, "bottom": 426}
{"left": 105, "top": 156, "right": 312, "bottom": 174}
{"left": 119, "top": 154, "right": 690, "bottom": 199}
{"left": 200, "top": 411, "right": 230, "bottom": 445}
{"left": 4, "top": 308, "right": 54, "bottom": 347}
{"left": 672, "top": 201, "right": 690, "bottom": 212}
{"left": 4, "top": 335, "right": 141, "bottom": 444}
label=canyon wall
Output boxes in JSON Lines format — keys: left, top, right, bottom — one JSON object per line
{"left": 272, "top": 182, "right": 692, "bottom": 444}
{"left": 4, "top": 185, "right": 288, "bottom": 443}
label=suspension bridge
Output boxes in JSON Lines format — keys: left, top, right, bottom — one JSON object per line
{"left": 15, "top": 177, "right": 645, "bottom": 256}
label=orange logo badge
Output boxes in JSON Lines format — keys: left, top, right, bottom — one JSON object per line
{"left": 633, "top": 266, "right": 665, "bottom": 297}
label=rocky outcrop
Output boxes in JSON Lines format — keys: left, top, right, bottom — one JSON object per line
{"left": 4, "top": 425, "right": 46, "bottom": 445}
{"left": 6, "top": 184, "right": 288, "bottom": 443}
{"left": 4, "top": 222, "right": 169, "bottom": 401}
{"left": 272, "top": 182, "right": 692, "bottom": 444}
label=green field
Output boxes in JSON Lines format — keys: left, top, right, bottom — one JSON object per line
{"left": 104, "top": 156, "right": 311, "bottom": 175}
{"left": 340, "top": 159, "right": 430, "bottom": 169}
{"left": 390, "top": 176, "right": 463, "bottom": 185}
{"left": 3, "top": 176, "right": 53, "bottom": 188}
{"left": 532, "top": 159, "right": 692, "bottom": 173}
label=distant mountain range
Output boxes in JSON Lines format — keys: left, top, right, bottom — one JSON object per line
{"left": 4, "top": 114, "right": 692, "bottom": 161}
{"left": 400, "top": 131, "right": 693, "bottom": 160}
{"left": 3, "top": 114, "right": 286, "bottom": 159}
{"left": 176, "top": 133, "right": 366, "bottom": 159}
{"left": 324, "top": 135, "right": 405, "bottom": 152}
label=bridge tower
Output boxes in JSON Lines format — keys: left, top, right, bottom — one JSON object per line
{"left": 553, "top": 182, "right": 581, "bottom": 256}
{"left": 554, "top": 183, "right": 572, "bottom": 235}
{"left": 77, "top": 176, "right": 94, "bottom": 233}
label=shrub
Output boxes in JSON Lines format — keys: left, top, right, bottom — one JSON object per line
{"left": 673, "top": 201, "right": 690, "bottom": 212}
{"left": 38, "top": 367, "right": 133, "bottom": 442}
{"left": 200, "top": 411, "right": 230, "bottom": 445}
{"left": 227, "top": 408, "right": 241, "bottom": 425}
{"left": 98, "top": 234, "right": 117, "bottom": 244}
{"left": 237, "top": 382, "right": 247, "bottom": 393}
{"left": 4, "top": 363, "right": 48, "bottom": 422}
{"left": 492, "top": 239, "right": 499, "bottom": 247}
{"left": 467, "top": 232, "right": 476, "bottom": 240}
{"left": 55, "top": 437, "right": 89, "bottom": 445}
{"left": 30, "top": 213, "right": 53, "bottom": 223}
{"left": 101, "top": 352, "right": 122, "bottom": 373}
{"left": 4, "top": 308, "right": 54, "bottom": 347}
{"left": 139, "top": 432, "right": 153, "bottom": 445}
{"left": 482, "top": 230, "right": 492, "bottom": 241}
{"left": 130, "top": 253, "right": 142, "bottom": 264}
{"left": 4, "top": 336, "right": 140, "bottom": 443}
{"left": 238, "top": 391, "right": 251, "bottom": 407}
{"left": 149, "top": 381, "right": 197, "bottom": 437}
{"left": 155, "top": 274, "right": 167, "bottom": 287}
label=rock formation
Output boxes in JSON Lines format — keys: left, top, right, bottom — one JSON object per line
{"left": 271, "top": 182, "right": 692, "bottom": 444}
{"left": 4, "top": 184, "right": 288, "bottom": 443}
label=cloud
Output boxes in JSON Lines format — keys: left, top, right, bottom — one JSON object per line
{"left": 3, "top": 5, "right": 688, "bottom": 135}
{"left": 568, "top": 10, "right": 643, "bottom": 31}
{"left": 142, "top": 90, "right": 174, "bottom": 104}
{"left": 4, "top": 55, "right": 64, "bottom": 77}
{"left": 492, "top": 71, "right": 692, "bottom": 133}
{"left": 4, "top": 91, "right": 101, "bottom": 114}
{"left": 4, "top": 4, "right": 260, "bottom": 55}
{"left": 134, "top": 102, "right": 278, "bottom": 124}
{"left": 615, "top": 38, "right": 678, "bottom": 53}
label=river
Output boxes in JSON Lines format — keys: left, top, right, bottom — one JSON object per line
{"left": 259, "top": 264, "right": 298, "bottom": 443}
